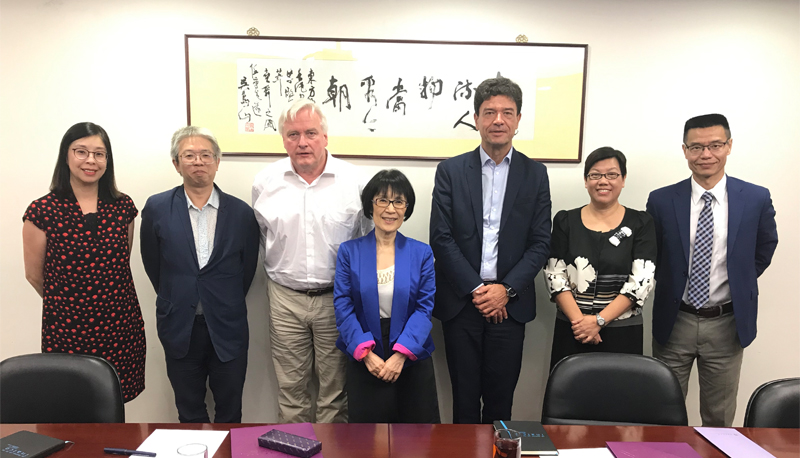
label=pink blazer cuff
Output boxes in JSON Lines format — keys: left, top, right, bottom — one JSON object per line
{"left": 392, "top": 343, "right": 417, "bottom": 361}
{"left": 354, "top": 341, "right": 376, "bottom": 361}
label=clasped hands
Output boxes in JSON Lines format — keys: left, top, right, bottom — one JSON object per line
{"left": 364, "top": 351, "right": 407, "bottom": 383}
{"left": 473, "top": 283, "right": 508, "bottom": 324}
{"left": 571, "top": 315, "right": 603, "bottom": 345}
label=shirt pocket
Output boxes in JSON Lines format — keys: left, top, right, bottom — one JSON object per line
{"left": 321, "top": 210, "right": 359, "bottom": 253}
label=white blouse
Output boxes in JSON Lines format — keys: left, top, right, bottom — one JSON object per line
{"left": 377, "top": 265, "right": 395, "bottom": 319}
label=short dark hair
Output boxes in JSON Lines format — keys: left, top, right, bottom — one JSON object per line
{"left": 584, "top": 147, "right": 627, "bottom": 178}
{"left": 50, "top": 122, "right": 121, "bottom": 201}
{"left": 683, "top": 114, "right": 731, "bottom": 143}
{"left": 361, "top": 169, "right": 416, "bottom": 221}
{"left": 474, "top": 77, "right": 523, "bottom": 115}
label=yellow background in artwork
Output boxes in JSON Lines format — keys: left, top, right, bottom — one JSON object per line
{"left": 189, "top": 47, "right": 584, "bottom": 161}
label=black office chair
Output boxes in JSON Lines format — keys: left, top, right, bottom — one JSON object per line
{"left": 541, "top": 353, "right": 688, "bottom": 426}
{"left": 743, "top": 378, "right": 800, "bottom": 428}
{"left": 0, "top": 353, "right": 125, "bottom": 423}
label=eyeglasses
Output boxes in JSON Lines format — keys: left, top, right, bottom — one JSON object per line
{"left": 373, "top": 198, "right": 408, "bottom": 209}
{"left": 72, "top": 148, "right": 108, "bottom": 162}
{"left": 684, "top": 140, "right": 729, "bottom": 155}
{"left": 586, "top": 172, "right": 621, "bottom": 181}
{"left": 180, "top": 152, "right": 216, "bottom": 164}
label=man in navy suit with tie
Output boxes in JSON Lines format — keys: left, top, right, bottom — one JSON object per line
{"left": 141, "top": 126, "right": 260, "bottom": 423}
{"left": 647, "top": 114, "right": 778, "bottom": 426}
{"left": 430, "top": 77, "right": 552, "bottom": 423}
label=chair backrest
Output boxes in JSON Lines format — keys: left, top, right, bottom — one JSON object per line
{"left": 744, "top": 378, "right": 800, "bottom": 428}
{"left": 0, "top": 353, "right": 125, "bottom": 423}
{"left": 541, "top": 353, "right": 688, "bottom": 426}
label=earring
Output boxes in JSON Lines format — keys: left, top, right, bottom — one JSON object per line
{"left": 514, "top": 129, "right": 519, "bottom": 136}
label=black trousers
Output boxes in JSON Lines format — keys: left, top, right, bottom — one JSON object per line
{"left": 549, "top": 317, "right": 643, "bottom": 372}
{"left": 164, "top": 315, "right": 248, "bottom": 423}
{"left": 347, "top": 318, "right": 440, "bottom": 423}
{"left": 442, "top": 303, "right": 525, "bottom": 424}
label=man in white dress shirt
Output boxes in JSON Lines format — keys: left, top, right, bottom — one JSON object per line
{"left": 252, "top": 99, "right": 370, "bottom": 423}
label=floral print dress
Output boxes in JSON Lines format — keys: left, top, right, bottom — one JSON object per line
{"left": 545, "top": 206, "right": 657, "bottom": 321}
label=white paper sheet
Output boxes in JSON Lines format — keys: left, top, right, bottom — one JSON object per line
{"left": 137, "top": 429, "right": 229, "bottom": 458}
{"left": 555, "top": 448, "right": 614, "bottom": 458}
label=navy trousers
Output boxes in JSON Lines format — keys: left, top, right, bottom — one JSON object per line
{"left": 164, "top": 315, "right": 248, "bottom": 423}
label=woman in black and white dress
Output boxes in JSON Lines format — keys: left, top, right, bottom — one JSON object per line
{"left": 545, "top": 147, "right": 656, "bottom": 372}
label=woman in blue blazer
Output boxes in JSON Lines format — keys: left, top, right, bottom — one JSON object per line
{"left": 334, "top": 169, "right": 440, "bottom": 423}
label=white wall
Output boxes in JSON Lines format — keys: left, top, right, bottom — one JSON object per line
{"left": 1, "top": 0, "right": 798, "bottom": 426}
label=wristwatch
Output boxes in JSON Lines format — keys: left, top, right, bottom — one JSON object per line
{"left": 596, "top": 314, "right": 606, "bottom": 327}
{"left": 502, "top": 283, "right": 517, "bottom": 298}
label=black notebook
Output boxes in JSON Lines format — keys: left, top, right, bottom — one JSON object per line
{"left": 493, "top": 420, "right": 559, "bottom": 456}
{"left": 1, "top": 430, "right": 67, "bottom": 458}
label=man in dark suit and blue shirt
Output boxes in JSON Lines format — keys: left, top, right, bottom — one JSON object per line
{"left": 647, "top": 114, "right": 778, "bottom": 426}
{"left": 430, "top": 77, "right": 552, "bottom": 424}
{"left": 141, "top": 126, "right": 260, "bottom": 423}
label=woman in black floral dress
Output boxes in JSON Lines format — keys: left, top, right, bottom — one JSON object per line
{"left": 544, "top": 147, "right": 656, "bottom": 372}
{"left": 22, "top": 122, "right": 146, "bottom": 401}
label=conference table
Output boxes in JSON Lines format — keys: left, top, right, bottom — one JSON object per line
{"left": 1, "top": 423, "right": 798, "bottom": 457}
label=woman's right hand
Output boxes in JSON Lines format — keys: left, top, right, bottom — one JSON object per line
{"left": 22, "top": 220, "right": 46, "bottom": 298}
{"left": 571, "top": 315, "right": 602, "bottom": 344}
{"left": 363, "top": 351, "right": 385, "bottom": 378}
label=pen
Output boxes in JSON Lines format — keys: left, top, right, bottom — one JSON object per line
{"left": 104, "top": 448, "right": 157, "bottom": 457}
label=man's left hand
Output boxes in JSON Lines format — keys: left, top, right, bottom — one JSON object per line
{"left": 472, "top": 284, "right": 509, "bottom": 321}
{"left": 483, "top": 306, "right": 509, "bottom": 324}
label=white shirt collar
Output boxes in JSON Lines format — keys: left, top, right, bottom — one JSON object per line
{"left": 691, "top": 174, "right": 727, "bottom": 205}
{"left": 284, "top": 150, "right": 341, "bottom": 184}
{"left": 185, "top": 186, "right": 219, "bottom": 211}
{"left": 479, "top": 146, "right": 514, "bottom": 166}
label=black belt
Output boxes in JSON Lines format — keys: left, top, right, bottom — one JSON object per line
{"left": 291, "top": 286, "right": 334, "bottom": 297}
{"left": 680, "top": 301, "right": 733, "bottom": 318}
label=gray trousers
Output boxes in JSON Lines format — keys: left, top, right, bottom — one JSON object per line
{"left": 267, "top": 277, "right": 348, "bottom": 423}
{"left": 653, "top": 312, "right": 744, "bottom": 427}
{"left": 653, "top": 309, "right": 744, "bottom": 427}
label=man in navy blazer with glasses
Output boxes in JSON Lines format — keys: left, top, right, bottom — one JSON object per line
{"left": 647, "top": 113, "right": 778, "bottom": 427}
{"left": 141, "top": 126, "right": 259, "bottom": 423}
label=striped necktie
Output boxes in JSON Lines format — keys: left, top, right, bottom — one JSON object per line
{"left": 687, "top": 191, "right": 714, "bottom": 308}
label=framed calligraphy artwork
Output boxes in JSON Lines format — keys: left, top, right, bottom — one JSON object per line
{"left": 186, "top": 35, "right": 588, "bottom": 162}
